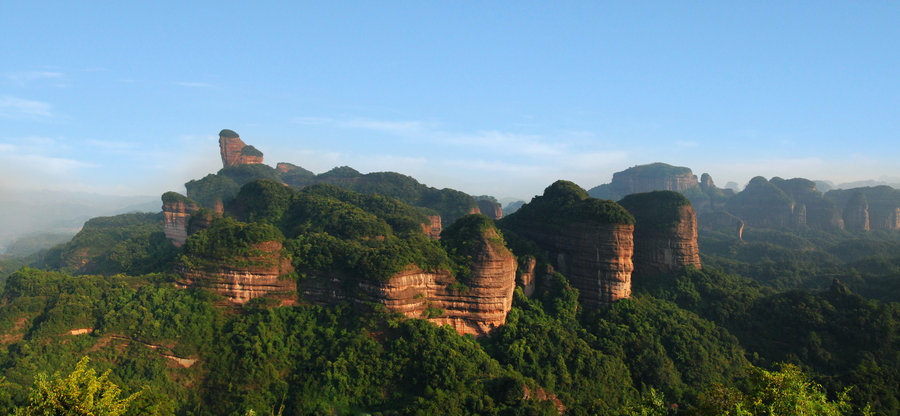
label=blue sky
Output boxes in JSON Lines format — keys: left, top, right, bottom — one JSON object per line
{"left": 2, "top": 2, "right": 899, "bottom": 200}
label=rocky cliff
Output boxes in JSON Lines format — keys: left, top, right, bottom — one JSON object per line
{"left": 161, "top": 192, "right": 200, "bottom": 247}
{"left": 475, "top": 197, "right": 503, "bottom": 220}
{"left": 827, "top": 186, "right": 900, "bottom": 231}
{"left": 219, "top": 129, "right": 263, "bottom": 168}
{"left": 501, "top": 181, "right": 635, "bottom": 308}
{"left": 176, "top": 240, "right": 296, "bottom": 304}
{"left": 588, "top": 163, "right": 700, "bottom": 201}
{"left": 299, "top": 225, "right": 518, "bottom": 336}
{"left": 421, "top": 215, "right": 442, "bottom": 240}
{"left": 618, "top": 191, "right": 701, "bottom": 279}
{"left": 725, "top": 177, "right": 795, "bottom": 228}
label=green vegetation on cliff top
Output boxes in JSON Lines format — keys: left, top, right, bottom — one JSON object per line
{"left": 503, "top": 180, "right": 635, "bottom": 227}
{"left": 619, "top": 191, "right": 691, "bottom": 231}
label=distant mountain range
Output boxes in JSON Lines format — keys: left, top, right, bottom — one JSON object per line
{"left": 0, "top": 190, "right": 158, "bottom": 253}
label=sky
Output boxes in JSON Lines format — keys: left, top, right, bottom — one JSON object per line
{"left": 2, "top": 2, "right": 899, "bottom": 202}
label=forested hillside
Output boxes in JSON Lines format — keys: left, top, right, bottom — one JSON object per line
{"left": 2, "top": 161, "right": 899, "bottom": 414}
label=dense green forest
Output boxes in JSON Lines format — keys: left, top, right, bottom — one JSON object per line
{"left": 1, "top": 177, "right": 899, "bottom": 415}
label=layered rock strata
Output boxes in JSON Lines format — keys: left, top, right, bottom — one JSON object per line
{"left": 219, "top": 129, "right": 263, "bottom": 168}
{"left": 299, "top": 228, "right": 518, "bottom": 337}
{"left": 176, "top": 241, "right": 296, "bottom": 304}
{"left": 515, "top": 222, "right": 633, "bottom": 308}
{"left": 501, "top": 180, "right": 635, "bottom": 308}
{"left": 161, "top": 193, "right": 200, "bottom": 247}
{"left": 476, "top": 199, "right": 503, "bottom": 220}
{"left": 421, "top": 215, "right": 442, "bottom": 240}
{"left": 588, "top": 163, "right": 700, "bottom": 200}
{"left": 619, "top": 191, "right": 701, "bottom": 279}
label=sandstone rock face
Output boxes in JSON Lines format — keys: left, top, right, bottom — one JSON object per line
{"left": 218, "top": 129, "right": 263, "bottom": 168}
{"left": 502, "top": 180, "right": 635, "bottom": 308}
{"left": 476, "top": 199, "right": 503, "bottom": 220}
{"left": 176, "top": 241, "right": 296, "bottom": 304}
{"left": 300, "top": 228, "right": 518, "bottom": 337}
{"left": 589, "top": 163, "right": 699, "bottom": 201}
{"left": 517, "top": 256, "right": 537, "bottom": 297}
{"left": 725, "top": 177, "right": 794, "bottom": 228}
{"left": 161, "top": 194, "right": 199, "bottom": 247}
{"left": 843, "top": 192, "right": 871, "bottom": 232}
{"left": 420, "top": 215, "right": 442, "bottom": 240}
{"left": 514, "top": 222, "right": 634, "bottom": 308}
{"left": 619, "top": 192, "right": 701, "bottom": 279}
{"left": 826, "top": 186, "right": 900, "bottom": 231}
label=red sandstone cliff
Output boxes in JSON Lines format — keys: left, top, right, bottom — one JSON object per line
{"left": 420, "top": 215, "right": 442, "bottom": 240}
{"left": 588, "top": 163, "right": 700, "bottom": 200}
{"left": 517, "top": 222, "right": 633, "bottom": 308}
{"left": 476, "top": 199, "right": 503, "bottom": 220}
{"left": 219, "top": 129, "right": 264, "bottom": 168}
{"left": 176, "top": 240, "right": 296, "bottom": 304}
{"left": 161, "top": 193, "right": 200, "bottom": 247}
{"left": 299, "top": 228, "right": 518, "bottom": 337}
{"left": 619, "top": 192, "right": 701, "bottom": 279}
{"left": 501, "top": 181, "right": 635, "bottom": 308}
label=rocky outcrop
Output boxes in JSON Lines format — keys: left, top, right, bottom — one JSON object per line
{"left": 725, "top": 177, "right": 794, "bottom": 228}
{"left": 536, "top": 223, "right": 633, "bottom": 307}
{"left": 299, "top": 227, "right": 518, "bottom": 337}
{"left": 517, "top": 256, "right": 537, "bottom": 297}
{"left": 501, "top": 181, "right": 635, "bottom": 308}
{"left": 588, "top": 163, "right": 700, "bottom": 201}
{"left": 826, "top": 186, "right": 900, "bottom": 231}
{"left": 475, "top": 197, "right": 503, "bottom": 220}
{"left": 843, "top": 192, "right": 870, "bottom": 232}
{"left": 161, "top": 192, "right": 200, "bottom": 247}
{"left": 176, "top": 241, "right": 296, "bottom": 304}
{"left": 619, "top": 191, "right": 701, "bottom": 279}
{"left": 219, "top": 129, "right": 263, "bottom": 168}
{"left": 421, "top": 215, "right": 442, "bottom": 240}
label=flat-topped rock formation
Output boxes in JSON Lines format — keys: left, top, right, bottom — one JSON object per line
{"left": 298, "top": 219, "right": 518, "bottom": 336}
{"left": 161, "top": 192, "right": 200, "bottom": 247}
{"left": 501, "top": 180, "right": 635, "bottom": 308}
{"left": 619, "top": 191, "right": 701, "bottom": 279}
{"left": 589, "top": 163, "right": 700, "bottom": 201}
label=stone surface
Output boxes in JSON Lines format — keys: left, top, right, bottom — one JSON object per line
{"left": 588, "top": 163, "right": 700, "bottom": 200}
{"left": 299, "top": 228, "right": 518, "bottom": 337}
{"left": 420, "top": 215, "right": 442, "bottom": 240}
{"left": 218, "top": 129, "right": 263, "bottom": 168}
{"left": 619, "top": 192, "right": 701, "bottom": 279}
{"left": 826, "top": 186, "right": 900, "bottom": 231}
{"left": 162, "top": 196, "right": 199, "bottom": 247}
{"left": 176, "top": 241, "right": 296, "bottom": 304}
{"left": 502, "top": 180, "right": 635, "bottom": 308}
{"left": 476, "top": 199, "right": 503, "bottom": 220}
{"left": 512, "top": 222, "right": 634, "bottom": 308}
{"left": 517, "top": 256, "right": 537, "bottom": 297}
{"left": 843, "top": 191, "right": 871, "bottom": 232}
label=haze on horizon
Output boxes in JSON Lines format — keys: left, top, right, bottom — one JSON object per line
{"left": 2, "top": 2, "right": 899, "bottom": 203}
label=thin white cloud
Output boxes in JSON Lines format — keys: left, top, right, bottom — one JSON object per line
{"left": 446, "top": 130, "right": 563, "bottom": 157}
{"left": 175, "top": 81, "right": 216, "bottom": 88}
{"left": 0, "top": 95, "right": 53, "bottom": 119}
{"left": 4, "top": 71, "right": 64, "bottom": 86}
{"left": 292, "top": 116, "right": 334, "bottom": 125}
{"left": 340, "top": 118, "right": 434, "bottom": 135}
{"left": 84, "top": 139, "right": 140, "bottom": 152}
